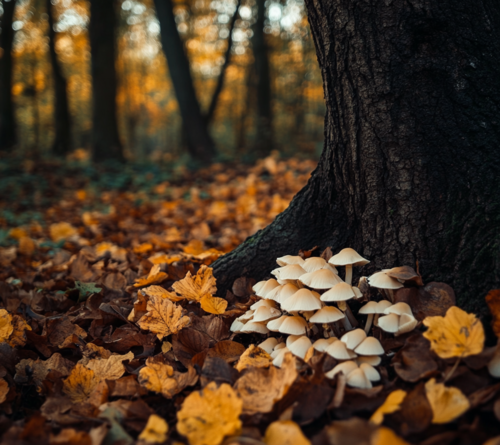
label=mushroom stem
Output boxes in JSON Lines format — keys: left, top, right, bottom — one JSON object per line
{"left": 364, "top": 314, "right": 374, "bottom": 334}
{"left": 374, "top": 314, "right": 380, "bottom": 327}
{"left": 341, "top": 316, "right": 353, "bottom": 332}
{"left": 345, "top": 265, "right": 353, "bottom": 285}
{"left": 332, "top": 373, "right": 347, "bottom": 408}
{"left": 344, "top": 303, "right": 358, "bottom": 328}
{"left": 387, "top": 289, "right": 394, "bottom": 303}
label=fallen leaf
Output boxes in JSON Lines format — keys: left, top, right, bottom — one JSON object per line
{"left": 177, "top": 381, "right": 242, "bottom": 445}
{"left": 235, "top": 345, "right": 272, "bottom": 372}
{"left": 0, "top": 378, "right": 8, "bottom": 403}
{"left": 264, "top": 420, "right": 310, "bottom": 445}
{"left": 139, "top": 414, "right": 169, "bottom": 443}
{"left": 371, "top": 427, "right": 409, "bottom": 445}
{"left": 19, "top": 236, "right": 36, "bottom": 256}
{"left": 134, "top": 243, "right": 153, "bottom": 254}
{"left": 86, "top": 351, "right": 134, "bottom": 381}
{"left": 49, "top": 428, "right": 91, "bottom": 445}
{"left": 200, "top": 295, "right": 227, "bottom": 315}
{"left": 15, "top": 353, "right": 74, "bottom": 386}
{"left": 173, "top": 265, "right": 217, "bottom": 302}
{"left": 206, "top": 341, "right": 246, "bottom": 363}
{"left": 423, "top": 306, "right": 484, "bottom": 359}
{"left": 137, "top": 295, "right": 190, "bottom": 340}
{"left": 486, "top": 290, "right": 500, "bottom": 338}
{"left": 392, "top": 334, "right": 438, "bottom": 382}
{"left": 395, "top": 382, "right": 433, "bottom": 435}
{"left": 134, "top": 265, "right": 169, "bottom": 288}
{"left": 50, "top": 222, "right": 78, "bottom": 242}
{"left": 7, "top": 315, "right": 32, "bottom": 347}
{"left": 142, "top": 285, "right": 184, "bottom": 302}
{"left": 370, "top": 390, "right": 407, "bottom": 425}
{"left": 63, "top": 364, "right": 99, "bottom": 403}
{"left": 0, "top": 309, "right": 14, "bottom": 343}
{"left": 424, "top": 378, "right": 470, "bottom": 424}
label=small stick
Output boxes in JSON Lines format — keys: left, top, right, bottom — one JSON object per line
{"left": 333, "top": 373, "right": 347, "bottom": 408}
{"left": 444, "top": 356, "right": 461, "bottom": 382}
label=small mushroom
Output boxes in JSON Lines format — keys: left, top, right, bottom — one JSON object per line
{"left": 341, "top": 328, "right": 367, "bottom": 350}
{"left": 377, "top": 313, "right": 400, "bottom": 333}
{"left": 309, "top": 306, "right": 345, "bottom": 324}
{"left": 278, "top": 316, "right": 308, "bottom": 335}
{"left": 276, "top": 283, "right": 299, "bottom": 305}
{"left": 281, "top": 288, "right": 322, "bottom": 312}
{"left": 354, "top": 337, "right": 384, "bottom": 356}
{"left": 252, "top": 280, "right": 266, "bottom": 295}
{"left": 368, "top": 272, "right": 404, "bottom": 301}
{"left": 396, "top": 313, "right": 419, "bottom": 335}
{"left": 312, "top": 337, "right": 337, "bottom": 352}
{"left": 325, "top": 360, "right": 358, "bottom": 379}
{"left": 302, "top": 256, "right": 328, "bottom": 273}
{"left": 267, "top": 315, "right": 288, "bottom": 332}
{"left": 299, "top": 269, "right": 343, "bottom": 289}
{"left": 275, "top": 264, "right": 307, "bottom": 281}
{"left": 272, "top": 348, "right": 290, "bottom": 367}
{"left": 252, "top": 305, "right": 282, "bottom": 322}
{"left": 276, "top": 255, "right": 305, "bottom": 266}
{"left": 320, "top": 282, "right": 358, "bottom": 328}
{"left": 240, "top": 321, "right": 269, "bottom": 334}
{"left": 286, "top": 334, "right": 303, "bottom": 348}
{"left": 265, "top": 284, "right": 284, "bottom": 302}
{"left": 255, "top": 278, "right": 280, "bottom": 298}
{"left": 359, "top": 300, "right": 392, "bottom": 333}
{"left": 359, "top": 363, "right": 381, "bottom": 382}
{"left": 237, "top": 310, "right": 255, "bottom": 322}
{"left": 258, "top": 337, "right": 279, "bottom": 354}
{"left": 230, "top": 318, "right": 245, "bottom": 333}
{"left": 357, "top": 355, "right": 382, "bottom": 367}
{"left": 250, "top": 299, "right": 276, "bottom": 310}
{"left": 288, "top": 336, "right": 313, "bottom": 359}
{"left": 326, "top": 340, "right": 356, "bottom": 360}
{"left": 328, "top": 248, "right": 370, "bottom": 285}
{"left": 384, "top": 302, "right": 413, "bottom": 316}
{"left": 346, "top": 368, "right": 372, "bottom": 389}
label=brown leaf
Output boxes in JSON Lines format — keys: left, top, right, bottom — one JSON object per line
{"left": 393, "top": 382, "right": 433, "bottom": 435}
{"left": 15, "top": 353, "right": 74, "bottom": 386}
{"left": 235, "top": 345, "right": 272, "bottom": 372}
{"left": 173, "top": 265, "right": 217, "bottom": 302}
{"left": 134, "top": 264, "right": 168, "bottom": 288}
{"left": 103, "top": 272, "right": 127, "bottom": 291}
{"left": 44, "top": 316, "right": 87, "bottom": 349}
{"left": 0, "top": 378, "right": 8, "bottom": 404}
{"left": 392, "top": 333, "right": 438, "bottom": 382}
{"left": 62, "top": 364, "right": 99, "bottom": 403}
{"left": 206, "top": 340, "right": 246, "bottom": 363}
{"left": 386, "top": 266, "right": 423, "bottom": 286}
{"left": 486, "top": 290, "right": 500, "bottom": 338}
{"left": 8, "top": 315, "right": 32, "bottom": 348}
{"left": 395, "top": 283, "right": 455, "bottom": 321}
{"left": 200, "top": 295, "right": 228, "bottom": 315}
{"left": 85, "top": 351, "right": 134, "bottom": 381}
{"left": 232, "top": 277, "right": 256, "bottom": 298}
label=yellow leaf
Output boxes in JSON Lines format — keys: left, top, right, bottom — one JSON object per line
{"left": 18, "top": 236, "right": 36, "bottom": 256}
{"left": 173, "top": 265, "right": 217, "bottom": 302}
{"left": 371, "top": 427, "right": 409, "bottom": 445}
{"left": 0, "top": 309, "right": 14, "bottom": 343}
{"left": 134, "top": 243, "right": 153, "bottom": 254}
{"left": 137, "top": 295, "right": 190, "bottom": 340}
{"left": 135, "top": 264, "right": 169, "bottom": 287}
{"left": 50, "top": 222, "right": 78, "bottom": 242}
{"left": 63, "top": 364, "right": 99, "bottom": 403}
{"left": 8, "top": 227, "right": 28, "bottom": 240}
{"left": 177, "top": 382, "right": 242, "bottom": 445}
{"left": 0, "top": 378, "right": 8, "bottom": 404}
{"left": 149, "top": 253, "right": 183, "bottom": 265}
{"left": 139, "top": 414, "right": 169, "bottom": 443}
{"left": 423, "top": 306, "right": 484, "bottom": 358}
{"left": 235, "top": 345, "right": 272, "bottom": 372}
{"left": 138, "top": 356, "right": 198, "bottom": 398}
{"left": 424, "top": 378, "right": 470, "bottom": 424}
{"left": 200, "top": 295, "right": 227, "bottom": 315}
{"left": 183, "top": 239, "right": 205, "bottom": 255}
{"left": 370, "top": 390, "right": 407, "bottom": 425}
{"left": 162, "top": 341, "right": 172, "bottom": 353}
{"left": 86, "top": 351, "right": 134, "bottom": 381}
{"left": 264, "top": 420, "right": 311, "bottom": 445}
{"left": 143, "top": 285, "right": 184, "bottom": 302}
{"left": 7, "top": 315, "right": 32, "bottom": 348}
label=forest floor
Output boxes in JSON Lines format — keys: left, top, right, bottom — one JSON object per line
{"left": 0, "top": 154, "right": 500, "bottom": 445}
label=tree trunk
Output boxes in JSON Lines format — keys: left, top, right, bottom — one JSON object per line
{"left": 213, "top": 0, "right": 500, "bottom": 318}
{"left": 0, "top": 0, "right": 17, "bottom": 151}
{"left": 47, "top": 0, "right": 71, "bottom": 156}
{"left": 89, "top": 0, "right": 123, "bottom": 162}
{"left": 153, "top": 0, "right": 216, "bottom": 162}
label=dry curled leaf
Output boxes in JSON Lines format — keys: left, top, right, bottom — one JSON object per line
{"left": 370, "top": 390, "right": 407, "bottom": 425}
{"left": 143, "top": 285, "right": 184, "bottom": 302}
{"left": 177, "top": 381, "right": 242, "bottom": 445}
{"left": 134, "top": 264, "right": 169, "bottom": 288}
{"left": 173, "top": 265, "right": 217, "bottom": 302}
{"left": 63, "top": 364, "right": 99, "bottom": 403}
{"left": 264, "top": 420, "right": 311, "bottom": 445}
{"left": 235, "top": 345, "right": 272, "bottom": 372}
{"left": 137, "top": 295, "right": 190, "bottom": 340}
{"left": 86, "top": 351, "right": 134, "bottom": 381}
{"left": 424, "top": 378, "right": 470, "bottom": 424}
{"left": 139, "top": 414, "right": 169, "bottom": 443}
{"left": 200, "top": 295, "right": 227, "bottom": 315}
{"left": 423, "top": 306, "right": 484, "bottom": 359}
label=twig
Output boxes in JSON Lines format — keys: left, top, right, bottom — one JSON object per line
{"left": 444, "top": 356, "right": 461, "bottom": 382}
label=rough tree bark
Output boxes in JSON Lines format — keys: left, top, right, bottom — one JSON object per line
{"left": 213, "top": 0, "right": 500, "bottom": 317}
{"left": 154, "top": 0, "right": 216, "bottom": 162}
{"left": 0, "top": 0, "right": 17, "bottom": 151}
{"left": 89, "top": 0, "right": 123, "bottom": 162}
{"left": 47, "top": 0, "right": 71, "bottom": 156}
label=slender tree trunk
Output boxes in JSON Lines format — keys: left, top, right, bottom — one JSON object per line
{"left": 0, "top": 0, "right": 17, "bottom": 151}
{"left": 213, "top": 0, "right": 500, "bottom": 318}
{"left": 46, "top": 0, "right": 71, "bottom": 156}
{"left": 89, "top": 0, "right": 123, "bottom": 162}
{"left": 153, "top": 0, "right": 216, "bottom": 162}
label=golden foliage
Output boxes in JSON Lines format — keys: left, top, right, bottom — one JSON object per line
{"left": 0, "top": 310, "right": 31, "bottom": 347}
{"left": 424, "top": 378, "right": 470, "bottom": 424}
{"left": 264, "top": 420, "right": 311, "bottom": 445}
{"left": 423, "top": 306, "right": 484, "bottom": 358}
{"left": 0, "top": 378, "right": 8, "bottom": 404}
{"left": 134, "top": 264, "right": 169, "bottom": 288}
{"left": 86, "top": 351, "right": 134, "bottom": 381}
{"left": 49, "top": 222, "right": 78, "bottom": 242}
{"left": 177, "top": 382, "right": 243, "bottom": 445}
{"left": 143, "top": 285, "right": 184, "bottom": 302}
{"left": 235, "top": 345, "right": 272, "bottom": 372}
{"left": 173, "top": 265, "right": 217, "bottom": 302}
{"left": 137, "top": 294, "right": 190, "bottom": 340}
{"left": 370, "top": 390, "right": 407, "bottom": 425}
{"left": 371, "top": 427, "right": 409, "bottom": 445}
{"left": 0, "top": 309, "right": 14, "bottom": 343}
{"left": 200, "top": 295, "right": 227, "bottom": 315}
{"left": 63, "top": 364, "right": 99, "bottom": 403}
{"left": 139, "top": 414, "right": 169, "bottom": 443}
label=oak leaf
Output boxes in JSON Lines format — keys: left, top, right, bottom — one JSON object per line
{"left": 235, "top": 345, "right": 272, "bottom": 372}
{"left": 370, "top": 390, "right": 407, "bottom": 425}
{"left": 134, "top": 264, "right": 168, "bottom": 288}
{"left": 0, "top": 378, "right": 8, "bottom": 404}
{"left": 63, "top": 364, "right": 99, "bottom": 403}
{"left": 173, "top": 265, "right": 217, "bottom": 302}
{"left": 264, "top": 420, "right": 311, "bottom": 445}
{"left": 138, "top": 356, "right": 197, "bottom": 398}
{"left": 137, "top": 295, "right": 190, "bottom": 340}
{"left": 423, "top": 306, "right": 484, "bottom": 359}
{"left": 86, "top": 351, "right": 134, "bottom": 381}
{"left": 200, "top": 295, "right": 227, "bottom": 315}
{"left": 139, "top": 414, "right": 169, "bottom": 443}
{"left": 177, "top": 381, "right": 242, "bottom": 445}
{"left": 143, "top": 285, "right": 184, "bottom": 302}
{"left": 424, "top": 378, "right": 470, "bottom": 424}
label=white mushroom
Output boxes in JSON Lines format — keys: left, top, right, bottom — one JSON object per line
{"left": 325, "top": 340, "right": 356, "bottom": 360}
{"left": 328, "top": 248, "right": 370, "bottom": 285}
{"left": 325, "top": 360, "right": 358, "bottom": 379}
{"left": 346, "top": 368, "right": 372, "bottom": 389}
{"left": 299, "top": 269, "right": 342, "bottom": 289}
{"left": 309, "top": 306, "right": 345, "bottom": 324}
{"left": 281, "top": 288, "right": 322, "bottom": 312}
{"left": 258, "top": 337, "right": 278, "bottom": 354}
{"left": 255, "top": 279, "right": 280, "bottom": 298}
{"left": 396, "top": 313, "right": 419, "bottom": 335}
{"left": 356, "top": 355, "right": 382, "bottom": 367}
{"left": 276, "top": 283, "right": 299, "bottom": 305}
{"left": 359, "top": 363, "right": 381, "bottom": 382}
{"left": 312, "top": 337, "right": 337, "bottom": 352}
{"left": 341, "top": 328, "right": 367, "bottom": 350}
{"left": 275, "top": 264, "right": 307, "bottom": 281}
{"left": 252, "top": 305, "right": 282, "bottom": 323}
{"left": 237, "top": 310, "right": 255, "bottom": 322}
{"left": 286, "top": 334, "right": 303, "bottom": 348}
{"left": 240, "top": 321, "right": 269, "bottom": 334}
{"left": 288, "top": 336, "right": 313, "bottom": 360}
{"left": 272, "top": 348, "right": 290, "bottom": 367}
{"left": 230, "top": 319, "right": 245, "bottom": 333}
{"left": 354, "top": 337, "right": 384, "bottom": 356}
{"left": 302, "top": 257, "right": 328, "bottom": 273}
{"left": 377, "top": 313, "right": 400, "bottom": 333}
{"left": 278, "top": 316, "right": 308, "bottom": 335}
{"left": 250, "top": 299, "right": 276, "bottom": 310}
{"left": 276, "top": 255, "right": 305, "bottom": 266}
{"left": 267, "top": 315, "right": 288, "bottom": 332}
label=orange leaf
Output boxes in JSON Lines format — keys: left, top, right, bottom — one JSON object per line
{"left": 200, "top": 295, "right": 227, "bottom": 315}
{"left": 134, "top": 264, "right": 169, "bottom": 288}
{"left": 173, "top": 265, "right": 217, "bottom": 302}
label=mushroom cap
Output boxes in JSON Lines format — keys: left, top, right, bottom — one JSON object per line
{"left": 281, "top": 288, "right": 322, "bottom": 312}
{"left": 255, "top": 279, "right": 280, "bottom": 298}
{"left": 278, "top": 316, "right": 308, "bottom": 335}
{"left": 325, "top": 360, "right": 358, "bottom": 379}
{"left": 341, "top": 328, "right": 367, "bottom": 350}
{"left": 347, "top": 368, "right": 372, "bottom": 389}
{"left": 274, "top": 342, "right": 286, "bottom": 351}
{"left": 328, "top": 248, "right": 370, "bottom": 267}
{"left": 384, "top": 302, "right": 413, "bottom": 316}
{"left": 252, "top": 306, "right": 282, "bottom": 322}
{"left": 240, "top": 321, "right": 269, "bottom": 334}
{"left": 272, "top": 348, "right": 290, "bottom": 367}
{"left": 385, "top": 266, "right": 422, "bottom": 285}
{"left": 320, "top": 282, "right": 357, "bottom": 302}
{"left": 237, "top": 310, "right": 255, "bottom": 322}
{"left": 368, "top": 272, "right": 404, "bottom": 290}
{"left": 488, "top": 349, "right": 500, "bottom": 378}
{"left": 250, "top": 299, "right": 276, "bottom": 310}
{"left": 358, "top": 301, "right": 379, "bottom": 315}
{"left": 312, "top": 337, "right": 337, "bottom": 352}
{"left": 267, "top": 315, "right": 288, "bottom": 332}
{"left": 352, "top": 286, "right": 363, "bottom": 299}
{"left": 377, "top": 313, "right": 400, "bottom": 333}
{"left": 302, "top": 257, "right": 327, "bottom": 273}
{"left": 288, "top": 336, "right": 313, "bottom": 359}
{"left": 276, "top": 283, "right": 299, "bottom": 305}
{"left": 309, "top": 306, "right": 345, "bottom": 323}
{"left": 396, "top": 313, "right": 419, "bottom": 335}
{"left": 356, "top": 355, "right": 382, "bottom": 367}
{"left": 275, "top": 264, "right": 307, "bottom": 280}
{"left": 270, "top": 268, "right": 281, "bottom": 278}
{"left": 252, "top": 280, "right": 266, "bottom": 295}
{"left": 376, "top": 300, "right": 393, "bottom": 313}
{"left": 258, "top": 337, "right": 279, "bottom": 354}
{"left": 265, "top": 284, "right": 284, "bottom": 302}
{"left": 299, "top": 269, "right": 343, "bottom": 289}
{"left": 360, "top": 363, "right": 381, "bottom": 382}
{"left": 276, "top": 255, "right": 305, "bottom": 267}
{"left": 230, "top": 319, "right": 245, "bottom": 333}
{"left": 325, "top": 340, "right": 356, "bottom": 360}
{"left": 286, "top": 334, "right": 303, "bottom": 348}
{"left": 354, "top": 337, "right": 384, "bottom": 356}
{"left": 323, "top": 263, "right": 339, "bottom": 274}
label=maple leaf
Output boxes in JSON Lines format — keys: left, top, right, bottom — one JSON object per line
{"left": 0, "top": 309, "right": 14, "bottom": 343}
{"left": 137, "top": 295, "right": 190, "bottom": 340}
{"left": 139, "top": 414, "right": 169, "bottom": 444}
{"left": 143, "top": 285, "right": 184, "bottom": 302}
{"left": 264, "top": 420, "right": 311, "bottom": 445}
{"left": 370, "top": 390, "right": 407, "bottom": 425}
{"left": 49, "top": 222, "right": 78, "bottom": 242}
{"left": 134, "top": 264, "right": 169, "bottom": 287}
{"left": 138, "top": 356, "right": 198, "bottom": 398}
{"left": 424, "top": 378, "right": 470, "bottom": 424}
{"left": 200, "top": 295, "right": 228, "bottom": 315}
{"left": 423, "top": 306, "right": 484, "bottom": 359}
{"left": 0, "top": 378, "right": 8, "bottom": 404}
{"left": 177, "top": 382, "right": 243, "bottom": 445}
{"left": 173, "top": 265, "right": 217, "bottom": 302}
{"left": 235, "top": 345, "right": 272, "bottom": 372}
{"left": 63, "top": 364, "right": 99, "bottom": 403}
{"left": 86, "top": 351, "right": 134, "bottom": 381}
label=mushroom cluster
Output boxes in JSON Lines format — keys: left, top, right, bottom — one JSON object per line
{"left": 231, "top": 248, "right": 421, "bottom": 389}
